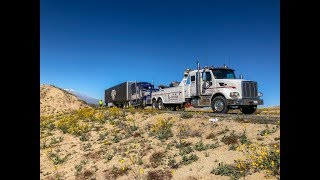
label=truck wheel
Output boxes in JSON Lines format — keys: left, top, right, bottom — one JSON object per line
{"left": 240, "top": 106, "right": 256, "bottom": 114}
{"left": 152, "top": 100, "right": 158, "bottom": 109}
{"left": 211, "top": 96, "right": 229, "bottom": 113}
{"left": 157, "top": 99, "right": 164, "bottom": 110}
{"left": 139, "top": 99, "right": 146, "bottom": 109}
{"left": 124, "top": 102, "right": 129, "bottom": 109}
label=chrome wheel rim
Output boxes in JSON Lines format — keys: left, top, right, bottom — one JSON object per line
{"left": 214, "top": 100, "right": 224, "bottom": 112}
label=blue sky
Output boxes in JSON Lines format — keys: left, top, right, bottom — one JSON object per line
{"left": 40, "top": 0, "right": 279, "bottom": 107}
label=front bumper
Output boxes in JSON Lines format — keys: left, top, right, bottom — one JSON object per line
{"left": 227, "top": 98, "right": 263, "bottom": 106}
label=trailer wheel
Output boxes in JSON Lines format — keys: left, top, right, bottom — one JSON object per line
{"left": 211, "top": 96, "right": 229, "bottom": 113}
{"left": 240, "top": 106, "right": 256, "bottom": 114}
{"left": 157, "top": 99, "right": 164, "bottom": 110}
{"left": 152, "top": 100, "right": 158, "bottom": 109}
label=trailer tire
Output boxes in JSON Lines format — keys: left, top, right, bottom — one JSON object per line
{"left": 157, "top": 98, "right": 164, "bottom": 110}
{"left": 240, "top": 106, "right": 256, "bottom": 114}
{"left": 211, "top": 96, "right": 229, "bottom": 113}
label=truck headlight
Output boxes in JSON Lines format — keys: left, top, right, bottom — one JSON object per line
{"left": 258, "top": 92, "right": 263, "bottom": 97}
{"left": 230, "top": 92, "right": 240, "bottom": 97}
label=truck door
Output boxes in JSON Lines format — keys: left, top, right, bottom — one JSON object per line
{"left": 190, "top": 74, "right": 196, "bottom": 96}
{"left": 202, "top": 70, "right": 213, "bottom": 95}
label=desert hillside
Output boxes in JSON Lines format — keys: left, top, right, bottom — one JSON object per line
{"left": 40, "top": 84, "right": 90, "bottom": 116}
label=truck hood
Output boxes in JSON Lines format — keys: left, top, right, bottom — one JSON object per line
{"left": 215, "top": 79, "right": 256, "bottom": 90}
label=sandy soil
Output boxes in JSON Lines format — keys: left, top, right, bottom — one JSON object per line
{"left": 40, "top": 85, "right": 89, "bottom": 116}
{"left": 40, "top": 109, "right": 280, "bottom": 180}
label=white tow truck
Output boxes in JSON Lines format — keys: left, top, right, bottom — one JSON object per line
{"left": 151, "top": 62, "right": 263, "bottom": 114}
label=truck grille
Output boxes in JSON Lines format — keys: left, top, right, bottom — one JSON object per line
{"left": 242, "top": 81, "right": 258, "bottom": 98}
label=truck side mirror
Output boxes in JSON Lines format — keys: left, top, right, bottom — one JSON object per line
{"left": 239, "top": 74, "right": 243, "bottom": 79}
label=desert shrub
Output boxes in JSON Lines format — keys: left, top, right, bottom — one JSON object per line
{"left": 180, "top": 112, "right": 193, "bottom": 119}
{"left": 55, "top": 115, "right": 90, "bottom": 136}
{"left": 180, "top": 154, "right": 199, "bottom": 165}
{"left": 112, "top": 134, "right": 122, "bottom": 143}
{"left": 82, "top": 143, "right": 92, "bottom": 151}
{"left": 168, "top": 157, "right": 179, "bottom": 169}
{"left": 47, "top": 151, "right": 69, "bottom": 165}
{"left": 98, "top": 131, "right": 108, "bottom": 141}
{"left": 49, "top": 136, "right": 64, "bottom": 146}
{"left": 150, "top": 117, "right": 174, "bottom": 140}
{"left": 143, "top": 108, "right": 159, "bottom": 115}
{"left": 104, "top": 165, "right": 130, "bottom": 179}
{"left": 221, "top": 131, "right": 239, "bottom": 145}
{"left": 258, "top": 126, "right": 278, "bottom": 136}
{"left": 194, "top": 140, "right": 209, "bottom": 151}
{"left": 75, "top": 169, "right": 95, "bottom": 180}
{"left": 206, "top": 132, "right": 216, "bottom": 139}
{"left": 147, "top": 169, "right": 172, "bottom": 180}
{"left": 150, "top": 151, "right": 165, "bottom": 168}
{"left": 95, "top": 111, "right": 107, "bottom": 123}
{"left": 108, "top": 106, "right": 123, "bottom": 118}
{"left": 74, "top": 160, "right": 88, "bottom": 175}
{"left": 80, "top": 133, "right": 90, "bottom": 141}
{"left": 179, "top": 146, "right": 194, "bottom": 156}
{"left": 239, "top": 131, "right": 251, "bottom": 145}
{"left": 40, "top": 116, "right": 56, "bottom": 131}
{"left": 175, "top": 140, "right": 192, "bottom": 148}
{"left": 211, "top": 162, "right": 248, "bottom": 179}
{"left": 209, "top": 142, "right": 220, "bottom": 149}
{"left": 237, "top": 143, "right": 280, "bottom": 177}
{"left": 75, "top": 108, "right": 95, "bottom": 121}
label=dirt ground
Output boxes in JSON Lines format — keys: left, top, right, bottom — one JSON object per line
{"left": 40, "top": 108, "right": 280, "bottom": 180}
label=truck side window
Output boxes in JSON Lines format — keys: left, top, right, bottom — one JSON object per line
{"left": 205, "top": 72, "right": 212, "bottom": 81}
{"left": 131, "top": 84, "right": 136, "bottom": 95}
{"left": 191, "top": 75, "right": 195, "bottom": 82}
{"left": 202, "top": 72, "right": 212, "bottom": 81}
{"left": 186, "top": 76, "right": 191, "bottom": 84}
{"left": 202, "top": 72, "right": 206, "bottom": 81}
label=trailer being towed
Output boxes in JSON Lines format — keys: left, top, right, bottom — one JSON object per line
{"left": 105, "top": 81, "right": 158, "bottom": 108}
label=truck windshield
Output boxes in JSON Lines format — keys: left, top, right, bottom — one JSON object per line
{"left": 211, "top": 69, "right": 236, "bottom": 79}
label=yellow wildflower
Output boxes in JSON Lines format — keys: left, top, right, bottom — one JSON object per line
{"left": 171, "top": 170, "right": 175, "bottom": 175}
{"left": 120, "top": 159, "right": 125, "bottom": 164}
{"left": 140, "top": 168, "right": 144, "bottom": 174}
{"left": 271, "top": 161, "right": 275, "bottom": 167}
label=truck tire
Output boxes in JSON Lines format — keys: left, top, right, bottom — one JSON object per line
{"left": 152, "top": 100, "right": 158, "bottom": 109}
{"left": 240, "top": 106, "right": 256, "bottom": 114}
{"left": 140, "top": 99, "right": 146, "bottom": 109}
{"left": 124, "top": 102, "right": 129, "bottom": 109}
{"left": 157, "top": 98, "right": 164, "bottom": 110}
{"left": 211, "top": 96, "right": 229, "bottom": 113}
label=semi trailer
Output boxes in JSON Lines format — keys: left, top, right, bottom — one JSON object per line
{"left": 151, "top": 62, "right": 263, "bottom": 114}
{"left": 105, "top": 81, "right": 158, "bottom": 108}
